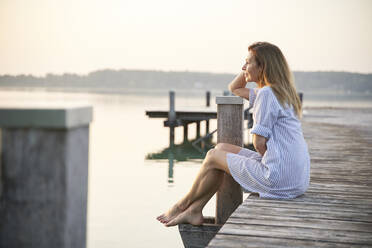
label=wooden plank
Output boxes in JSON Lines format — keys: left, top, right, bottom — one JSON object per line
{"left": 207, "top": 109, "right": 372, "bottom": 247}
{"left": 240, "top": 201, "right": 372, "bottom": 214}
{"left": 217, "top": 223, "right": 372, "bottom": 245}
{"left": 178, "top": 223, "right": 221, "bottom": 248}
{"left": 232, "top": 204, "right": 372, "bottom": 222}
{"left": 208, "top": 234, "right": 368, "bottom": 248}
{"left": 227, "top": 215, "right": 372, "bottom": 232}
{"left": 145, "top": 110, "right": 217, "bottom": 119}
{"left": 240, "top": 197, "right": 372, "bottom": 211}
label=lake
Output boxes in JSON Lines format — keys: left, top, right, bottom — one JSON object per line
{"left": 0, "top": 89, "right": 371, "bottom": 247}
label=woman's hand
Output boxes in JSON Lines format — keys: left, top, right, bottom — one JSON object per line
{"left": 253, "top": 134, "right": 267, "bottom": 156}
{"left": 228, "top": 72, "right": 251, "bottom": 100}
{"left": 228, "top": 72, "right": 246, "bottom": 92}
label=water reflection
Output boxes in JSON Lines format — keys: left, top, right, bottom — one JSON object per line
{"left": 146, "top": 137, "right": 215, "bottom": 183}
{"left": 146, "top": 137, "right": 255, "bottom": 184}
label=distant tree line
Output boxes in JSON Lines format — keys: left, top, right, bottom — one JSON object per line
{"left": 0, "top": 69, "right": 371, "bottom": 94}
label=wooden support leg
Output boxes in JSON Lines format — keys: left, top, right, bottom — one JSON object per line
{"left": 206, "top": 120, "right": 210, "bottom": 134}
{"left": 183, "top": 124, "right": 188, "bottom": 143}
{"left": 196, "top": 121, "right": 201, "bottom": 139}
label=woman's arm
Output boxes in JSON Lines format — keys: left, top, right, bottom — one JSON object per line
{"left": 253, "top": 134, "right": 267, "bottom": 156}
{"left": 228, "top": 72, "right": 251, "bottom": 100}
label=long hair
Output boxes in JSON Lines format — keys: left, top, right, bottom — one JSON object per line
{"left": 248, "top": 42, "right": 302, "bottom": 118}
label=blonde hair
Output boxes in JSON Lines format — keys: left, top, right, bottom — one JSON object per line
{"left": 248, "top": 42, "right": 302, "bottom": 118}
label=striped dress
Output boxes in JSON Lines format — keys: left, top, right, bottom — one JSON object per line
{"left": 226, "top": 86, "right": 310, "bottom": 199}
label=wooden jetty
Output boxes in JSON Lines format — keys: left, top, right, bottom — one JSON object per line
{"left": 145, "top": 91, "right": 252, "bottom": 148}
{"left": 207, "top": 111, "right": 372, "bottom": 247}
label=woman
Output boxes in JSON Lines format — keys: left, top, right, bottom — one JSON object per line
{"left": 157, "top": 42, "right": 310, "bottom": 227}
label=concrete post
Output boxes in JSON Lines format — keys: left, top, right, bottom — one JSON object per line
{"left": 0, "top": 106, "right": 92, "bottom": 248}
{"left": 215, "top": 96, "right": 243, "bottom": 224}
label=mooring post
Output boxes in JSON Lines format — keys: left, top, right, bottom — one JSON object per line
{"left": 206, "top": 91, "right": 211, "bottom": 107}
{"left": 298, "top": 92, "right": 303, "bottom": 104}
{"left": 215, "top": 96, "right": 243, "bottom": 224}
{"left": 0, "top": 106, "right": 92, "bottom": 248}
{"left": 169, "top": 91, "right": 176, "bottom": 148}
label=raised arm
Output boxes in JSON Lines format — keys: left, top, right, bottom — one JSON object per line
{"left": 228, "top": 72, "right": 251, "bottom": 100}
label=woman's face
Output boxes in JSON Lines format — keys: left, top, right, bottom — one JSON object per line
{"left": 242, "top": 52, "right": 262, "bottom": 83}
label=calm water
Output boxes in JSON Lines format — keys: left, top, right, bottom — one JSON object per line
{"left": 0, "top": 89, "right": 371, "bottom": 248}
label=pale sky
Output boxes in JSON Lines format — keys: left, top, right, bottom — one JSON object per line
{"left": 1, "top": 0, "right": 371, "bottom": 76}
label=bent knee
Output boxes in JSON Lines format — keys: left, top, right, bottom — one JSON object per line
{"left": 206, "top": 148, "right": 218, "bottom": 159}
{"left": 215, "top": 143, "right": 230, "bottom": 151}
{"left": 205, "top": 148, "right": 218, "bottom": 165}
{"left": 215, "top": 143, "right": 241, "bottom": 154}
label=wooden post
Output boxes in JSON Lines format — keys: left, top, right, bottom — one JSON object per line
{"left": 196, "top": 121, "right": 201, "bottom": 138}
{"left": 298, "top": 92, "right": 303, "bottom": 104}
{"left": 183, "top": 123, "right": 188, "bottom": 143}
{"left": 206, "top": 91, "right": 211, "bottom": 107}
{"left": 206, "top": 119, "right": 210, "bottom": 134}
{"left": 215, "top": 96, "right": 243, "bottom": 224}
{"left": 169, "top": 91, "right": 176, "bottom": 148}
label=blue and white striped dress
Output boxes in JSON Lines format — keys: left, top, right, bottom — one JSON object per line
{"left": 226, "top": 86, "right": 310, "bottom": 199}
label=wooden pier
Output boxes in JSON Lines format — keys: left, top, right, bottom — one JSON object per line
{"left": 145, "top": 91, "right": 252, "bottom": 148}
{"left": 207, "top": 109, "right": 372, "bottom": 247}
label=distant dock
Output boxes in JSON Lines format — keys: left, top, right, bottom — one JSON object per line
{"left": 145, "top": 91, "right": 253, "bottom": 148}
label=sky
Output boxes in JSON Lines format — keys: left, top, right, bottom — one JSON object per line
{"left": 0, "top": 0, "right": 371, "bottom": 76}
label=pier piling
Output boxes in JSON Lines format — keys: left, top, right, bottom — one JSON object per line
{"left": 215, "top": 96, "right": 244, "bottom": 224}
{"left": 206, "top": 91, "right": 211, "bottom": 107}
{"left": 169, "top": 91, "right": 176, "bottom": 147}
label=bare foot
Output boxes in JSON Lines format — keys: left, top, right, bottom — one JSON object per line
{"left": 156, "top": 203, "right": 185, "bottom": 224}
{"left": 165, "top": 208, "right": 203, "bottom": 227}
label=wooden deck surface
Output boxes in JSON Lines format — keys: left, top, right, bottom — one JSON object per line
{"left": 208, "top": 108, "right": 372, "bottom": 247}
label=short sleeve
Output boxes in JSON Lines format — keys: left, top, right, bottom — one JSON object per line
{"left": 248, "top": 88, "right": 259, "bottom": 108}
{"left": 250, "top": 87, "right": 280, "bottom": 139}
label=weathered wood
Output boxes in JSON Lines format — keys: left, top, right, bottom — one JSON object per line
{"left": 228, "top": 214, "right": 372, "bottom": 232}
{"left": 217, "top": 223, "right": 372, "bottom": 244}
{"left": 215, "top": 96, "right": 243, "bottom": 224}
{"left": 146, "top": 110, "right": 217, "bottom": 119}
{"left": 178, "top": 222, "right": 222, "bottom": 248}
{"left": 209, "top": 234, "right": 363, "bottom": 248}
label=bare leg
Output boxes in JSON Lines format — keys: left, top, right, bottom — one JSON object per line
{"left": 215, "top": 143, "right": 242, "bottom": 154}
{"left": 157, "top": 148, "right": 232, "bottom": 225}
{"left": 165, "top": 169, "right": 224, "bottom": 226}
